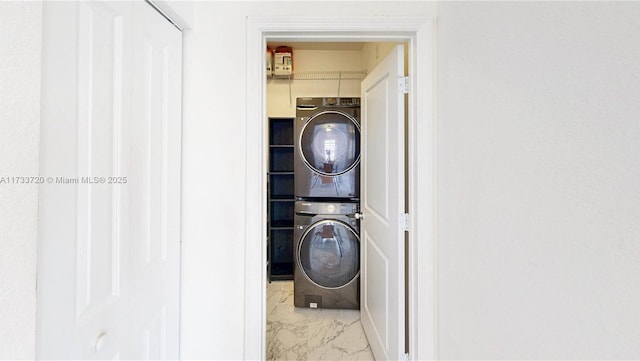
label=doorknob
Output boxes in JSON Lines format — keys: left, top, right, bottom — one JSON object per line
{"left": 94, "top": 332, "right": 108, "bottom": 351}
{"left": 354, "top": 212, "right": 363, "bottom": 219}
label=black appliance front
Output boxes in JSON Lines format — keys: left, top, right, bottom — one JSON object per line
{"left": 294, "top": 201, "right": 360, "bottom": 309}
{"left": 295, "top": 97, "right": 360, "bottom": 200}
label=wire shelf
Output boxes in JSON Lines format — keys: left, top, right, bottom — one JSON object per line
{"left": 270, "top": 70, "right": 367, "bottom": 80}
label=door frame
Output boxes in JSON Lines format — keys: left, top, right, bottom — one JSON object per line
{"left": 244, "top": 16, "right": 436, "bottom": 360}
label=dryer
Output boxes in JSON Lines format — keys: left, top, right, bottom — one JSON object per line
{"left": 295, "top": 97, "right": 361, "bottom": 200}
{"left": 294, "top": 201, "right": 360, "bottom": 309}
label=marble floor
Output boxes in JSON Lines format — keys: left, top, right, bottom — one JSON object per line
{"left": 267, "top": 281, "right": 375, "bottom": 361}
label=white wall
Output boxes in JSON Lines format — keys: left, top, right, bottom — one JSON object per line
{"left": 361, "top": 42, "right": 398, "bottom": 75}
{"left": 181, "top": 2, "right": 435, "bottom": 359}
{"left": 0, "top": 2, "right": 42, "bottom": 359}
{"left": 436, "top": 2, "right": 640, "bottom": 359}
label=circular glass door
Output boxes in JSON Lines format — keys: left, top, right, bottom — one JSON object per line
{"left": 299, "top": 110, "right": 360, "bottom": 177}
{"left": 297, "top": 219, "right": 360, "bottom": 289}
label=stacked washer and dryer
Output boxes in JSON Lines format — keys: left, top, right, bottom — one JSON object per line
{"left": 293, "top": 97, "right": 362, "bottom": 309}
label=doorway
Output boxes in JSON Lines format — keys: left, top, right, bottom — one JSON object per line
{"left": 265, "top": 42, "right": 377, "bottom": 360}
{"left": 244, "top": 16, "right": 436, "bottom": 361}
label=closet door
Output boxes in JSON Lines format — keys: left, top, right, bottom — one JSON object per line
{"left": 128, "top": 2, "right": 182, "bottom": 359}
{"left": 37, "top": 2, "right": 181, "bottom": 359}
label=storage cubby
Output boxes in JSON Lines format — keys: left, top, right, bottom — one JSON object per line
{"left": 267, "top": 117, "right": 295, "bottom": 281}
{"left": 270, "top": 200, "right": 294, "bottom": 228}
{"left": 269, "top": 118, "right": 295, "bottom": 145}
{"left": 270, "top": 229, "right": 294, "bottom": 279}
{"left": 269, "top": 174, "right": 294, "bottom": 199}
{"left": 269, "top": 147, "right": 294, "bottom": 172}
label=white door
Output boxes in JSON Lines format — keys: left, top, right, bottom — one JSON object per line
{"left": 37, "top": 2, "right": 181, "bottom": 359}
{"left": 360, "top": 44, "right": 406, "bottom": 361}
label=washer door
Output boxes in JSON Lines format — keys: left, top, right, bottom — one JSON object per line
{"left": 297, "top": 219, "right": 359, "bottom": 289}
{"left": 299, "top": 110, "right": 360, "bottom": 177}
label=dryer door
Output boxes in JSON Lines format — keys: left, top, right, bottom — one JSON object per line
{"left": 297, "top": 219, "right": 359, "bottom": 289}
{"left": 299, "top": 110, "right": 360, "bottom": 177}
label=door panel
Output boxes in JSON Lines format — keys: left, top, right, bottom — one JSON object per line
{"left": 141, "top": 306, "right": 168, "bottom": 360}
{"left": 365, "top": 237, "right": 389, "bottom": 346}
{"left": 38, "top": 2, "right": 132, "bottom": 359}
{"left": 360, "top": 44, "right": 405, "bottom": 361}
{"left": 75, "top": 0, "right": 127, "bottom": 321}
{"left": 129, "top": 2, "right": 182, "bottom": 359}
{"left": 363, "top": 80, "right": 390, "bottom": 222}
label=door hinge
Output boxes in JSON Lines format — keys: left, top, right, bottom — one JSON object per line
{"left": 399, "top": 76, "right": 410, "bottom": 94}
{"left": 400, "top": 213, "right": 410, "bottom": 232}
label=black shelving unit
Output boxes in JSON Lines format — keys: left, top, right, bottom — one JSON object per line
{"left": 268, "top": 118, "right": 295, "bottom": 281}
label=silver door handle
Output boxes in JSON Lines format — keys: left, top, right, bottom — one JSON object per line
{"left": 354, "top": 212, "right": 363, "bottom": 219}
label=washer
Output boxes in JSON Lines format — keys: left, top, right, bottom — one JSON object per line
{"left": 294, "top": 201, "right": 360, "bottom": 309}
{"left": 295, "top": 97, "right": 361, "bottom": 200}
